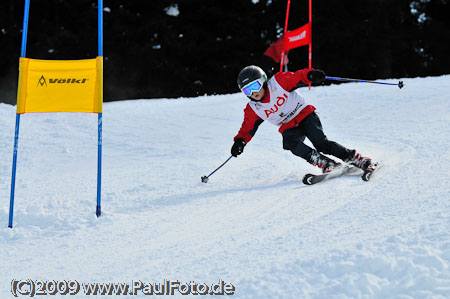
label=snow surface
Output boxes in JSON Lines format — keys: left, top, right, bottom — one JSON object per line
{"left": 1, "top": 75, "right": 450, "bottom": 298}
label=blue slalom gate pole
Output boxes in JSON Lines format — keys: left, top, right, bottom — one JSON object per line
{"left": 96, "top": 114, "right": 102, "bottom": 217}
{"left": 9, "top": 115, "right": 22, "bottom": 228}
{"left": 9, "top": 0, "right": 31, "bottom": 228}
{"left": 96, "top": 0, "right": 103, "bottom": 217}
{"left": 326, "top": 76, "right": 404, "bottom": 89}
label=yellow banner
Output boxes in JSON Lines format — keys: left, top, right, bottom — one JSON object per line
{"left": 16, "top": 57, "right": 103, "bottom": 114}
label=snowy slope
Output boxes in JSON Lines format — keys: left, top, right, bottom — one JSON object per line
{"left": 1, "top": 75, "right": 450, "bottom": 298}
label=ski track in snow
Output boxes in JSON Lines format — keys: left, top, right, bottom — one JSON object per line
{"left": 1, "top": 75, "right": 450, "bottom": 298}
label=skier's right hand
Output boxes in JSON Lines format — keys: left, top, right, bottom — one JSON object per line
{"left": 231, "top": 138, "right": 246, "bottom": 157}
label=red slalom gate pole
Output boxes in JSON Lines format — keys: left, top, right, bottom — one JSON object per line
{"left": 308, "top": 0, "right": 312, "bottom": 89}
{"left": 280, "top": 0, "right": 291, "bottom": 72}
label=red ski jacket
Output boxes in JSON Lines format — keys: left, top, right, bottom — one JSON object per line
{"left": 234, "top": 68, "right": 316, "bottom": 143}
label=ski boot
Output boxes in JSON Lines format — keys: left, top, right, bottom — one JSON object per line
{"left": 346, "top": 150, "right": 375, "bottom": 171}
{"left": 308, "top": 151, "right": 341, "bottom": 173}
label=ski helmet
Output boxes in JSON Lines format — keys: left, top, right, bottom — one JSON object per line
{"left": 237, "top": 66, "right": 268, "bottom": 98}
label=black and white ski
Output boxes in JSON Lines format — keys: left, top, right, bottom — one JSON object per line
{"left": 361, "top": 162, "right": 381, "bottom": 181}
{"left": 303, "top": 162, "right": 382, "bottom": 185}
{"left": 302, "top": 165, "right": 359, "bottom": 185}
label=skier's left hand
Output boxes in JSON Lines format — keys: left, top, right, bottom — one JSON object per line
{"left": 307, "top": 69, "right": 326, "bottom": 84}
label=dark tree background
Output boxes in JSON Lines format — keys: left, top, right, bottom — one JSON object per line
{"left": 0, "top": 0, "right": 449, "bottom": 105}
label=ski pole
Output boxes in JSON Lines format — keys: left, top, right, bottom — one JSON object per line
{"left": 326, "top": 76, "right": 404, "bottom": 89}
{"left": 201, "top": 155, "right": 233, "bottom": 183}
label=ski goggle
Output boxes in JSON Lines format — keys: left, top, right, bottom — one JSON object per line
{"left": 241, "top": 79, "right": 264, "bottom": 97}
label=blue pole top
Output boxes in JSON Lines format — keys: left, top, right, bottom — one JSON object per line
{"left": 20, "top": 0, "right": 31, "bottom": 57}
{"left": 98, "top": 0, "right": 103, "bottom": 56}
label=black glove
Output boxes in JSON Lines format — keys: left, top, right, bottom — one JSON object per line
{"left": 307, "top": 69, "right": 326, "bottom": 84}
{"left": 231, "top": 138, "right": 246, "bottom": 157}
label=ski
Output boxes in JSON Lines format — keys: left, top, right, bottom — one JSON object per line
{"left": 361, "top": 162, "right": 381, "bottom": 181}
{"left": 303, "top": 165, "right": 359, "bottom": 185}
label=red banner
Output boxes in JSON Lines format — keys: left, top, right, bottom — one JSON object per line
{"left": 283, "top": 22, "right": 311, "bottom": 51}
{"left": 264, "top": 37, "right": 287, "bottom": 63}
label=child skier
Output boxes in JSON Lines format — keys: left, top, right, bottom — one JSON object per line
{"left": 231, "top": 65, "right": 375, "bottom": 174}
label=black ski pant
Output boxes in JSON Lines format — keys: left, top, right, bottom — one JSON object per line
{"left": 282, "top": 112, "right": 352, "bottom": 162}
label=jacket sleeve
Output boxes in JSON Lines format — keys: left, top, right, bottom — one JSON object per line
{"left": 234, "top": 103, "right": 264, "bottom": 143}
{"left": 274, "top": 68, "right": 313, "bottom": 91}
